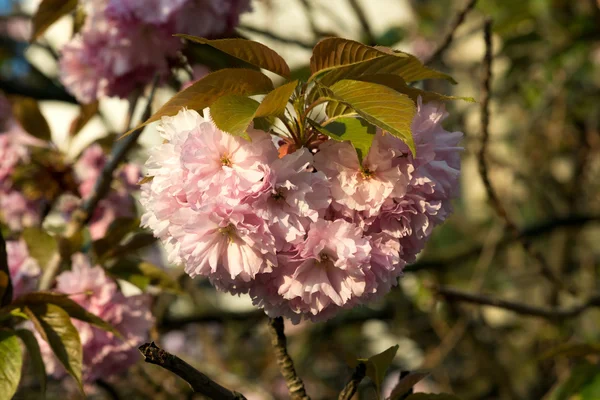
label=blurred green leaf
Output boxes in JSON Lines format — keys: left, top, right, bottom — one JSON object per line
{"left": 92, "top": 217, "right": 140, "bottom": 259}
{"left": 109, "top": 260, "right": 181, "bottom": 293}
{"left": 327, "top": 80, "right": 416, "bottom": 154}
{"left": 10, "top": 96, "right": 52, "bottom": 141}
{"left": 123, "top": 69, "right": 274, "bottom": 137}
{"left": 540, "top": 343, "right": 600, "bottom": 360}
{"left": 388, "top": 371, "right": 430, "bottom": 400}
{"left": 24, "top": 304, "right": 83, "bottom": 392}
{"left": 32, "top": 0, "right": 77, "bottom": 40}
{"left": 177, "top": 35, "right": 291, "bottom": 78}
{"left": 22, "top": 228, "right": 58, "bottom": 270}
{"left": 377, "top": 26, "right": 407, "bottom": 47}
{"left": 15, "top": 329, "right": 46, "bottom": 396}
{"left": 13, "top": 292, "right": 119, "bottom": 336}
{"left": 0, "top": 330, "right": 22, "bottom": 400}
{"left": 548, "top": 362, "right": 600, "bottom": 400}
{"left": 351, "top": 344, "right": 399, "bottom": 397}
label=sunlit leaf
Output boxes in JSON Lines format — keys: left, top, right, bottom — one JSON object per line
{"left": 108, "top": 259, "right": 180, "bottom": 293}
{"left": 15, "top": 329, "right": 46, "bottom": 395}
{"left": 24, "top": 304, "right": 83, "bottom": 391}
{"left": 325, "top": 100, "right": 354, "bottom": 120}
{"left": 32, "top": 0, "right": 77, "bottom": 40}
{"left": 351, "top": 345, "right": 399, "bottom": 398}
{"left": 138, "top": 176, "right": 154, "bottom": 185}
{"left": 327, "top": 80, "right": 416, "bottom": 154}
{"left": 309, "top": 38, "right": 396, "bottom": 80}
{"left": 14, "top": 292, "right": 119, "bottom": 336}
{"left": 177, "top": 35, "right": 291, "bottom": 78}
{"left": 211, "top": 80, "right": 298, "bottom": 138}
{"left": 22, "top": 228, "right": 58, "bottom": 270}
{"left": 10, "top": 97, "right": 52, "bottom": 141}
{"left": 123, "top": 69, "right": 274, "bottom": 137}
{"left": 313, "top": 117, "right": 376, "bottom": 162}
{"left": 0, "top": 330, "right": 22, "bottom": 400}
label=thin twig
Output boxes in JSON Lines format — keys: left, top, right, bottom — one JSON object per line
{"left": 267, "top": 317, "right": 310, "bottom": 400}
{"left": 38, "top": 78, "right": 159, "bottom": 290}
{"left": 475, "top": 20, "right": 574, "bottom": 294}
{"left": 338, "top": 362, "right": 366, "bottom": 400}
{"left": 138, "top": 342, "right": 247, "bottom": 400}
{"left": 424, "top": 0, "right": 479, "bottom": 64}
{"left": 0, "top": 229, "right": 12, "bottom": 306}
{"left": 348, "top": 0, "right": 375, "bottom": 45}
{"left": 435, "top": 286, "right": 600, "bottom": 320}
{"left": 237, "top": 25, "right": 314, "bottom": 49}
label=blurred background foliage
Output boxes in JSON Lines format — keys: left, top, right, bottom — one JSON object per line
{"left": 2, "top": 0, "right": 600, "bottom": 399}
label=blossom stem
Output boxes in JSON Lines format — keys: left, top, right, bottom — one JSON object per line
{"left": 338, "top": 362, "right": 366, "bottom": 400}
{"left": 267, "top": 317, "right": 310, "bottom": 400}
{"left": 138, "top": 342, "right": 247, "bottom": 400}
{"left": 38, "top": 77, "right": 159, "bottom": 290}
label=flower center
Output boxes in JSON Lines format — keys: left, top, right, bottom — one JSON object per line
{"left": 360, "top": 167, "right": 374, "bottom": 180}
{"left": 316, "top": 252, "right": 334, "bottom": 269}
{"left": 272, "top": 189, "right": 285, "bottom": 201}
{"left": 220, "top": 154, "right": 232, "bottom": 167}
{"left": 218, "top": 223, "right": 236, "bottom": 242}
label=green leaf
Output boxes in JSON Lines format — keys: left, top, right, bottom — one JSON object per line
{"left": 92, "top": 217, "right": 140, "bottom": 259}
{"left": 547, "top": 362, "right": 600, "bottom": 400}
{"left": 0, "top": 330, "right": 23, "bottom": 400}
{"left": 15, "top": 329, "right": 46, "bottom": 396}
{"left": 176, "top": 36, "right": 291, "bottom": 78}
{"left": 22, "top": 227, "right": 58, "bottom": 270}
{"left": 388, "top": 371, "right": 429, "bottom": 400}
{"left": 10, "top": 97, "right": 52, "bottom": 141}
{"left": 313, "top": 117, "right": 376, "bottom": 162}
{"left": 108, "top": 260, "right": 181, "bottom": 293}
{"left": 309, "top": 38, "right": 397, "bottom": 81}
{"left": 99, "top": 233, "right": 157, "bottom": 262}
{"left": 13, "top": 292, "right": 120, "bottom": 336}
{"left": 325, "top": 101, "right": 354, "bottom": 120}
{"left": 351, "top": 345, "right": 399, "bottom": 397}
{"left": 404, "top": 394, "right": 462, "bottom": 400}
{"left": 122, "top": 68, "right": 274, "bottom": 137}
{"left": 355, "top": 74, "right": 475, "bottom": 103}
{"left": 210, "top": 95, "right": 261, "bottom": 139}
{"left": 211, "top": 80, "right": 298, "bottom": 138}
{"left": 24, "top": 304, "right": 83, "bottom": 391}
{"left": 0, "top": 232, "right": 12, "bottom": 307}
{"left": 31, "top": 0, "right": 77, "bottom": 40}
{"left": 327, "top": 80, "right": 416, "bottom": 155}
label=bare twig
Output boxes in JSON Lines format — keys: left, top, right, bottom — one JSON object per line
{"left": 435, "top": 286, "right": 600, "bottom": 320}
{"left": 424, "top": 0, "right": 479, "bottom": 64}
{"left": 138, "top": 342, "right": 247, "bottom": 400}
{"left": 338, "top": 362, "right": 366, "bottom": 400}
{"left": 348, "top": 0, "right": 375, "bottom": 45}
{"left": 267, "top": 317, "right": 310, "bottom": 400}
{"left": 476, "top": 20, "right": 574, "bottom": 294}
{"left": 237, "top": 25, "right": 314, "bottom": 49}
{"left": 38, "top": 78, "right": 159, "bottom": 290}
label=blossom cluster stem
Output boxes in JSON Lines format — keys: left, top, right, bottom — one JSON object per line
{"left": 38, "top": 77, "right": 159, "bottom": 290}
{"left": 267, "top": 317, "right": 310, "bottom": 400}
{"left": 138, "top": 342, "right": 247, "bottom": 399}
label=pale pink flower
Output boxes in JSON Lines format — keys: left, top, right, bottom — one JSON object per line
{"left": 254, "top": 148, "right": 330, "bottom": 250}
{"left": 6, "top": 239, "right": 40, "bottom": 299}
{"left": 105, "top": 0, "right": 188, "bottom": 25}
{"left": 314, "top": 131, "right": 411, "bottom": 216}
{"left": 174, "top": 0, "right": 251, "bottom": 38}
{"left": 41, "top": 254, "right": 153, "bottom": 382}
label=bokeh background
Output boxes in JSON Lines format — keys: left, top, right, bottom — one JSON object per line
{"left": 2, "top": 0, "right": 600, "bottom": 399}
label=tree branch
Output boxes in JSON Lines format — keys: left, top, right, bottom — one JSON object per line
{"left": 237, "top": 25, "right": 314, "bottom": 49}
{"left": 338, "top": 362, "right": 366, "bottom": 400}
{"left": 348, "top": 0, "right": 375, "bottom": 45}
{"left": 424, "top": 0, "right": 479, "bottom": 64}
{"left": 38, "top": 77, "right": 159, "bottom": 290}
{"left": 138, "top": 342, "right": 247, "bottom": 400}
{"left": 435, "top": 286, "right": 600, "bottom": 320}
{"left": 267, "top": 317, "right": 310, "bottom": 400}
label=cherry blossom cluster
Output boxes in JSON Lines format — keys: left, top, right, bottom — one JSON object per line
{"left": 39, "top": 253, "right": 154, "bottom": 382}
{"left": 60, "top": 0, "right": 250, "bottom": 103}
{"left": 140, "top": 99, "right": 462, "bottom": 323}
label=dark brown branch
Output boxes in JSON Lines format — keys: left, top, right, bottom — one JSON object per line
{"left": 424, "top": 0, "right": 479, "bottom": 64}
{"left": 237, "top": 25, "right": 314, "bottom": 49}
{"left": 38, "top": 77, "right": 159, "bottom": 290}
{"left": 138, "top": 342, "right": 246, "bottom": 400}
{"left": 435, "top": 286, "right": 600, "bottom": 320}
{"left": 475, "top": 20, "right": 574, "bottom": 294}
{"left": 338, "top": 362, "right": 366, "bottom": 400}
{"left": 348, "top": 0, "right": 375, "bottom": 45}
{"left": 267, "top": 317, "right": 310, "bottom": 400}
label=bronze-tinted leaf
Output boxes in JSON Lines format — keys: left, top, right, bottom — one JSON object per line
{"left": 69, "top": 101, "right": 99, "bottom": 136}
{"left": 22, "top": 227, "right": 58, "bottom": 270}
{"left": 122, "top": 68, "right": 274, "bottom": 137}
{"left": 10, "top": 96, "right": 52, "bottom": 141}
{"left": 15, "top": 329, "right": 47, "bottom": 395}
{"left": 177, "top": 35, "right": 291, "bottom": 78}
{"left": 32, "top": 0, "right": 77, "bottom": 40}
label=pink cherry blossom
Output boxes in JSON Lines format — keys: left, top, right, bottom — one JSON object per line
{"left": 6, "top": 239, "right": 40, "bottom": 299}
{"left": 40, "top": 254, "right": 153, "bottom": 382}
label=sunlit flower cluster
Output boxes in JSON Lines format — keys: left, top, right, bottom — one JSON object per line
{"left": 140, "top": 99, "right": 462, "bottom": 323}
{"left": 39, "top": 254, "right": 154, "bottom": 382}
{"left": 60, "top": 0, "right": 250, "bottom": 103}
